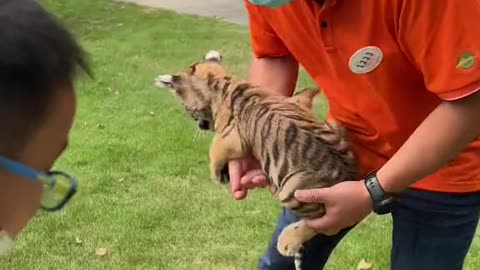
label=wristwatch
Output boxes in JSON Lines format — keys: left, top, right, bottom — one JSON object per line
{"left": 364, "top": 170, "right": 396, "bottom": 215}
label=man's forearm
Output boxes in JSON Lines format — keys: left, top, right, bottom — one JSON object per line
{"left": 248, "top": 55, "right": 299, "bottom": 96}
{"left": 377, "top": 91, "right": 480, "bottom": 193}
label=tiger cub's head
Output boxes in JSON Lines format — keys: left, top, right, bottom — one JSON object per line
{"left": 155, "top": 50, "right": 227, "bottom": 131}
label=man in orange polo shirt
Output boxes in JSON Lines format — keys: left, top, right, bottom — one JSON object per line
{"left": 227, "top": 0, "right": 480, "bottom": 269}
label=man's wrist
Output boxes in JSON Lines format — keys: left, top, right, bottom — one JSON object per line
{"left": 375, "top": 166, "right": 408, "bottom": 195}
{"left": 364, "top": 170, "right": 397, "bottom": 215}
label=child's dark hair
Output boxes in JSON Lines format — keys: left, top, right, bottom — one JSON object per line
{"left": 0, "top": 0, "right": 90, "bottom": 156}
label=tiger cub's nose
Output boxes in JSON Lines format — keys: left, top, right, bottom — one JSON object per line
{"left": 198, "top": 120, "right": 210, "bottom": 130}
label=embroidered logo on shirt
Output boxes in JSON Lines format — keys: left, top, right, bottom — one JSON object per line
{"left": 456, "top": 53, "right": 475, "bottom": 69}
{"left": 349, "top": 46, "right": 383, "bottom": 74}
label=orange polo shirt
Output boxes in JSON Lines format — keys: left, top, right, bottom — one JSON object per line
{"left": 244, "top": 0, "right": 480, "bottom": 193}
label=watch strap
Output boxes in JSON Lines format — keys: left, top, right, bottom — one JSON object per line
{"left": 364, "top": 170, "right": 386, "bottom": 203}
{"left": 364, "top": 170, "right": 396, "bottom": 214}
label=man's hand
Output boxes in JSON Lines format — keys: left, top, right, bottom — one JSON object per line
{"left": 294, "top": 180, "right": 373, "bottom": 235}
{"left": 228, "top": 157, "right": 275, "bottom": 200}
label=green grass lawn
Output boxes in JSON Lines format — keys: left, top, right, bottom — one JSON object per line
{"left": 1, "top": 0, "right": 479, "bottom": 269}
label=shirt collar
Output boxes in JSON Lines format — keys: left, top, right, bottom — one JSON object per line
{"left": 322, "top": 0, "right": 337, "bottom": 8}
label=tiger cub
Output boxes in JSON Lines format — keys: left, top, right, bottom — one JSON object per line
{"left": 154, "top": 50, "right": 358, "bottom": 257}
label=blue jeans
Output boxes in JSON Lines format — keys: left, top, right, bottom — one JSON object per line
{"left": 258, "top": 188, "right": 480, "bottom": 270}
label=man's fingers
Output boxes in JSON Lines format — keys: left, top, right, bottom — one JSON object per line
{"left": 240, "top": 169, "right": 265, "bottom": 187}
{"left": 233, "top": 189, "right": 247, "bottom": 200}
{"left": 251, "top": 175, "right": 267, "bottom": 187}
{"left": 228, "top": 160, "right": 242, "bottom": 190}
{"left": 228, "top": 160, "right": 247, "bottom": 200}
{"left": 228, "top": 158, "right": 265, "bottom": 200}
{"left": 241, "top": 155, "right": 261, "bottom": 171}
{"left": 294, "top": 188, "right": 329, "bottom": 203}
{"left": 240, "top": 169, "right": 264, "bottom": 181}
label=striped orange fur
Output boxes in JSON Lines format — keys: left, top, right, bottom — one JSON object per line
{"left": 155, "top": 50, "right": 359, "bottom": 259}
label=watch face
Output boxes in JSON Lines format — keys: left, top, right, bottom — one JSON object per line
{"left": 375, "top": 205, "right": 391, "bottom": 215}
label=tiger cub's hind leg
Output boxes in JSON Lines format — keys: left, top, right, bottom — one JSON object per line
{"left": 209, "top": 131, "right": 246, "bottom": 184}
{"left": 276, "top": 174, "right": 325, "bottom": 257}
{"left": 277, "top": 219, "right": 317, "bottom": 257}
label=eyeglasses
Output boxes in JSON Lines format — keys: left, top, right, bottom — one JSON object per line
{"left": 0, "top": 156, "right": 77, "bottom": 212}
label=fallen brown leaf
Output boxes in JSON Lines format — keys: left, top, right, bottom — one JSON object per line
{"left": 96, "top": 248, "right": 108, "bottom": 257}
{"left": 357, "top": 259, "right": 373, "bottom": 270}
{"left": 75, "top": 236, "right": 82, "bottom": 244}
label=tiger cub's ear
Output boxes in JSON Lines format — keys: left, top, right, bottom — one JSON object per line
{"left": 154, "top": 74, "right": 183, "bottom": 96}
{"left": 155, "top": 74, "right": 179, "bottom": 89}
{"left": 291, "top": 87, "right": 321, "bottom": 110}
{"left": 204, "top": 50, "right": 223, "bottom": 62}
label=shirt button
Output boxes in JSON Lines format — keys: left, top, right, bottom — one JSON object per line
{"left": 321, "top": 21, "right": 328, "bottom": 28}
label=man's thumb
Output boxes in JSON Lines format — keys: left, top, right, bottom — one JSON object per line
{"left": 294, "top": 188, "right": 328, "bottom": 203}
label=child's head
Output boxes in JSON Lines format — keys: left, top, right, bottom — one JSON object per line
{"left": 0, "top": 0, "right": 90, "bottom": 243}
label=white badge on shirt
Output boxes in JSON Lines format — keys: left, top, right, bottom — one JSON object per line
{"left": 349, "top": 46, "right": 383, "bottom": 74}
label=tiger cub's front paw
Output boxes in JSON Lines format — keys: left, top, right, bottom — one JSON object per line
{"left": 277, "top": 221, "right": 305, "bottom": 257}
{"left": 220, "top": 165, "right": 230, "bottom": 183}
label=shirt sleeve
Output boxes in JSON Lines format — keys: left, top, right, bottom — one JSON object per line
{"left": 244, "top": 0, "right": 290, "bottom": 58}
{"left": 397, "top": 0, "right": 480, "bottom": 100}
